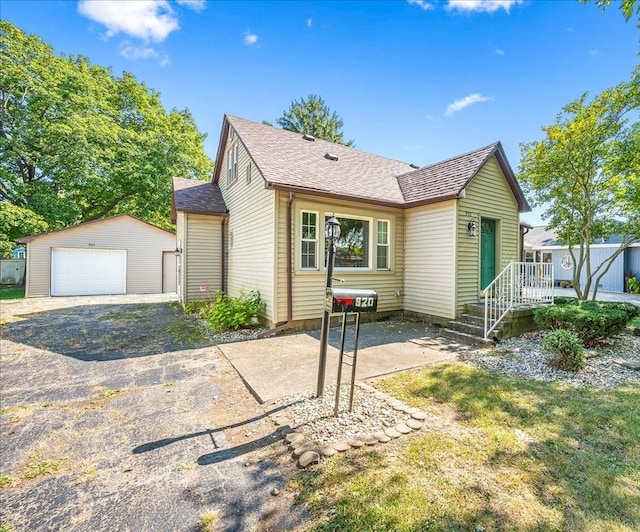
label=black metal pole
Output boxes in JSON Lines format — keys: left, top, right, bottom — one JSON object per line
{"left": 316, "top": 240, "right": 335, "bottom": 397}
{"left": 348, "top": 312, "right": 361, "bottom": 412}
{"left": 333, "top": 311, "right": 349, "bottom": 416}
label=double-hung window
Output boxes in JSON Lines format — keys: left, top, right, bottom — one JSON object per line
{"left": 376, "top": 220, "right": 389, "bottom": 269}
{"left": 301, "top": 211, "right": 317, "bottom": 269}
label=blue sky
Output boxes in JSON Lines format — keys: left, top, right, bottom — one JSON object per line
{"left": 3, "top": 0, "right": 639, "bottom": 225}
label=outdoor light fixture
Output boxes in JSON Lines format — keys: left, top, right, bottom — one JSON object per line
{"left": 317, "top": 213, "right": 341, "bottom": 398}
{"left": 467, "top": 220, "right": 478, "bottom": 238}
{"left": 175, "top": 245, "right": 182, "bottom": 256}
{"left": 325, "top": 214, "right": 341, "bottom": 241}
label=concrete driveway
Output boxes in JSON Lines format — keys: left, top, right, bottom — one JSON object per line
{"left": 0, "top": 295, "right": 302, "bottom": 532}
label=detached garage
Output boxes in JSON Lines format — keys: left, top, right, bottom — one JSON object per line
{"left": 17, "top": 215, "right": 177, "bottom": 298}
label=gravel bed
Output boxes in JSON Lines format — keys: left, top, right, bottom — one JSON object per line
{"left": 274, "top": 384, "right": 409, "bottom": 445}
{"left": 195, "top": 317, "right": 269, "bottom": 344}
{"left": 461, "top": 331, "right": 640, "bottom": 388}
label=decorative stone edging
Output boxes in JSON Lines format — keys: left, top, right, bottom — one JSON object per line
{"left": 270, "top": 382, "right": 428, "bottom": 469}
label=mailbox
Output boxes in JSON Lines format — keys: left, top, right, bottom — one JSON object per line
{"left": 325, "top": 288, "right": 378, "bottom": 313}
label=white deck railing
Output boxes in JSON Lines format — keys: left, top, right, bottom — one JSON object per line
{"left": 484, "top": 262, "right": 554, "bottom": 340}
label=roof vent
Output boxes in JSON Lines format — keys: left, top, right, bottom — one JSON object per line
{"left": 410, "top": 163, "right": 420, "bottom": 169}
{"left": 325, "top": 152, "right": 339, "bottom": 161}
{"left": 302, "top": 134, "right": 316, "bottom": 141}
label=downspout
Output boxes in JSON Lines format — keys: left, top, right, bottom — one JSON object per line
{"left": 258, "top": 192, "right": 295, "bottom": 338}
{"left": 221, "top": 216, "right": 226, "bottom": 293}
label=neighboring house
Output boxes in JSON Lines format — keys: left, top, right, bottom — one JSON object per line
{"left": 524, "top": 226, "right": 640, "bottom": 293}
{"left": 11, "top": 246, "right": 25, "bottom": 259}
{"left": 172, "top": 115, "right": 531, "bottom": 329}
{"left": 17, "top": 214, "right": 177, "bottom": 297}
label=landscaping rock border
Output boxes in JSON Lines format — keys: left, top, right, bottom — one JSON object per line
{"left": 269, "top": 382, "right": 429, "bottom": 468}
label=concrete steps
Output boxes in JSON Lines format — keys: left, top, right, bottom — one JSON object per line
{"left": 440, "top": 299, "right": 544, "bottom": 347}
{"left": 440, "top": 302, "right": 506, "bottom": 347}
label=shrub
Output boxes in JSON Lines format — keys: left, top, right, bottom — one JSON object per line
{"left": 542, "top": 329, "right": 584, "bottom": 371}
{"left": 559, "top": 280, "right": 572, "bottom": 288}
{"left": 199, "top": 290, "right": 265, "bottom": 331}
{"left": 598, "top": 301, "right": 640, "bottom": 320}
{"left": 554, "top": 296, "right": 578, "bottom": 306}
{"left": 534, "top": 303, "right": 629, "bottom": 347}
{"left": 627, "top": 276, "right": 640, "bottom": 294}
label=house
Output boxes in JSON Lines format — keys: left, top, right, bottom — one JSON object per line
{"left": 172, "top": 115, "right": 531, "bottom": 331}
{"left": 17, "top": 214, "right": 177, "bottom": 297}
{"left": 524, "top": 226, "right": 640, "bottom": 293}
{"left": 11, "top": 246, "right": 25, "bottom": 259}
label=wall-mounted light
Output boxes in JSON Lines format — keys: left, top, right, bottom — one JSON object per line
{"left": 467, "top": 221, "right": 478, "bottom": 238}
{"left": 175, "top": 245, "right": 182, "bottom": 256}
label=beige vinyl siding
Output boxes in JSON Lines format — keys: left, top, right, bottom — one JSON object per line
{"left": 403, "top": 201, "right": 457, "bottom": 319}
{"left": 456, "top": 156, "right": 520, "bottom": 314}
{"left": 23, "top": 216, "right": 175, "bottom": 297}
{"left": 276, "top": 193, "right": 404, "bottom": 323}
{"left": 183, "top": 213, "right": 223, "bottom": 302}
{"left": 221, "top": 129, "right": 276, "bottom": 322}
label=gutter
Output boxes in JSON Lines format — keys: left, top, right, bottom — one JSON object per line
{"left": 258, "top": 192, "right": 295, "bottom": 338}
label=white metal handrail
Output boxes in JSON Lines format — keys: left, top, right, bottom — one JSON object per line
{"left": 484, "top": 262, "right": 554, "bottom": 340}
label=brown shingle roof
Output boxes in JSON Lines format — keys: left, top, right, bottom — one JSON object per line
{"left": 216, "top": 116, "right": 412, "bottom": 205}
{"left": 397, "top": 143, "right": 497, "bottom": 204}
{"left": 171, "top": 178, "right": 227, "bottom": 223}
{"left": 213, "top": 115, "right": 529, "bottom": 212}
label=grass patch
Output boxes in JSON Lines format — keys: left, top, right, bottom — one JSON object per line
{"left": 199, "top": 509, "right": 221, "bottom": 531}
{"left": 295, "top": 362, "right": 640, "bottom": 531}
{"left": 25, "top": 458, "right": 66, "bottom": 480}
{"left": 0, "top": 285, "right": 24, "bottom": 300}
{"left": 0, "top": 475, "right": 16, "bottom": 487}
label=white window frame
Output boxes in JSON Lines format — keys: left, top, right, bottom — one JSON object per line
{"left": 300, "top": 210, "right": 318, "bottom": 270}
{"left": 376, "top": 219, "right": 390, "bottom": 270}
{"left": 227, "top": 143, "right": 238, "bottom": 186}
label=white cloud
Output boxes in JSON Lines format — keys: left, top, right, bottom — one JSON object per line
{"left": 119, "top": 41, "right": 169, "bottom": 65}
{"left": 307, "top": 18, "right": 313, "bottom": 27}
{"left": 176, "top": 0, "right": 206, "bottom": 11}
{"left": 445, "top": 93, "right": 491, "bottom": 116}
{"left": 78, "top": 0, "right": 180, "bottom": 42}
{"left": 495, "top": 48, "right": 505, "bottom": 56}
{"left": 446, "top": 0, "right": 523, "bottom": 13}
{"left": 243, "top": 30, "right": 258, "bottom": 45}
{"left": 407, "top": 0, "right": 434, "bottom": 10}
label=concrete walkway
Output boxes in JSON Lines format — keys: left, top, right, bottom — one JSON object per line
{"left": 218, "top": 321, "right": 473, "bottom": 403}
{"left": 553, "top": 288, "right": 640, "bottom": 305}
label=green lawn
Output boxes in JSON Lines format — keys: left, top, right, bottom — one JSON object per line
{"left": 0, "top": 285, "right": 24, "bottom": 300}
{"left": 294, "top": 362, "right": 640, "bottom": 531}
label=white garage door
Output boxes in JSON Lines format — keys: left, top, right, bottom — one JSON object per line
{"left": 51, "top": 248, "right": 127, "bottom": 296}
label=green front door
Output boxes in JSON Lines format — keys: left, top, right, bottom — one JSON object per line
{"left": 480, "top": 218, "right": 496, "bottom": 290}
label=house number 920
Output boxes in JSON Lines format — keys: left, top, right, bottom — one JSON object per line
{"left": 355, "top": 297, "right": 374, "bottom": 307}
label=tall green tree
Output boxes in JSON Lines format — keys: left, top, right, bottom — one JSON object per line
{"left": 0, "top": 202, "right": 48, "bottom": 258}
{"left": 277, "top": 95, "right": 354, "bottom": 147}
{"left": 0, "top": 21, "right": 213, "bottom": 243}
{"left": 518, "top": 67, "right": 640, "bottom": 301}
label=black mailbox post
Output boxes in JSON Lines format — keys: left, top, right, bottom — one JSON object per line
{"left": 325, "top": 288, "right": 378, "bottom": 415}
